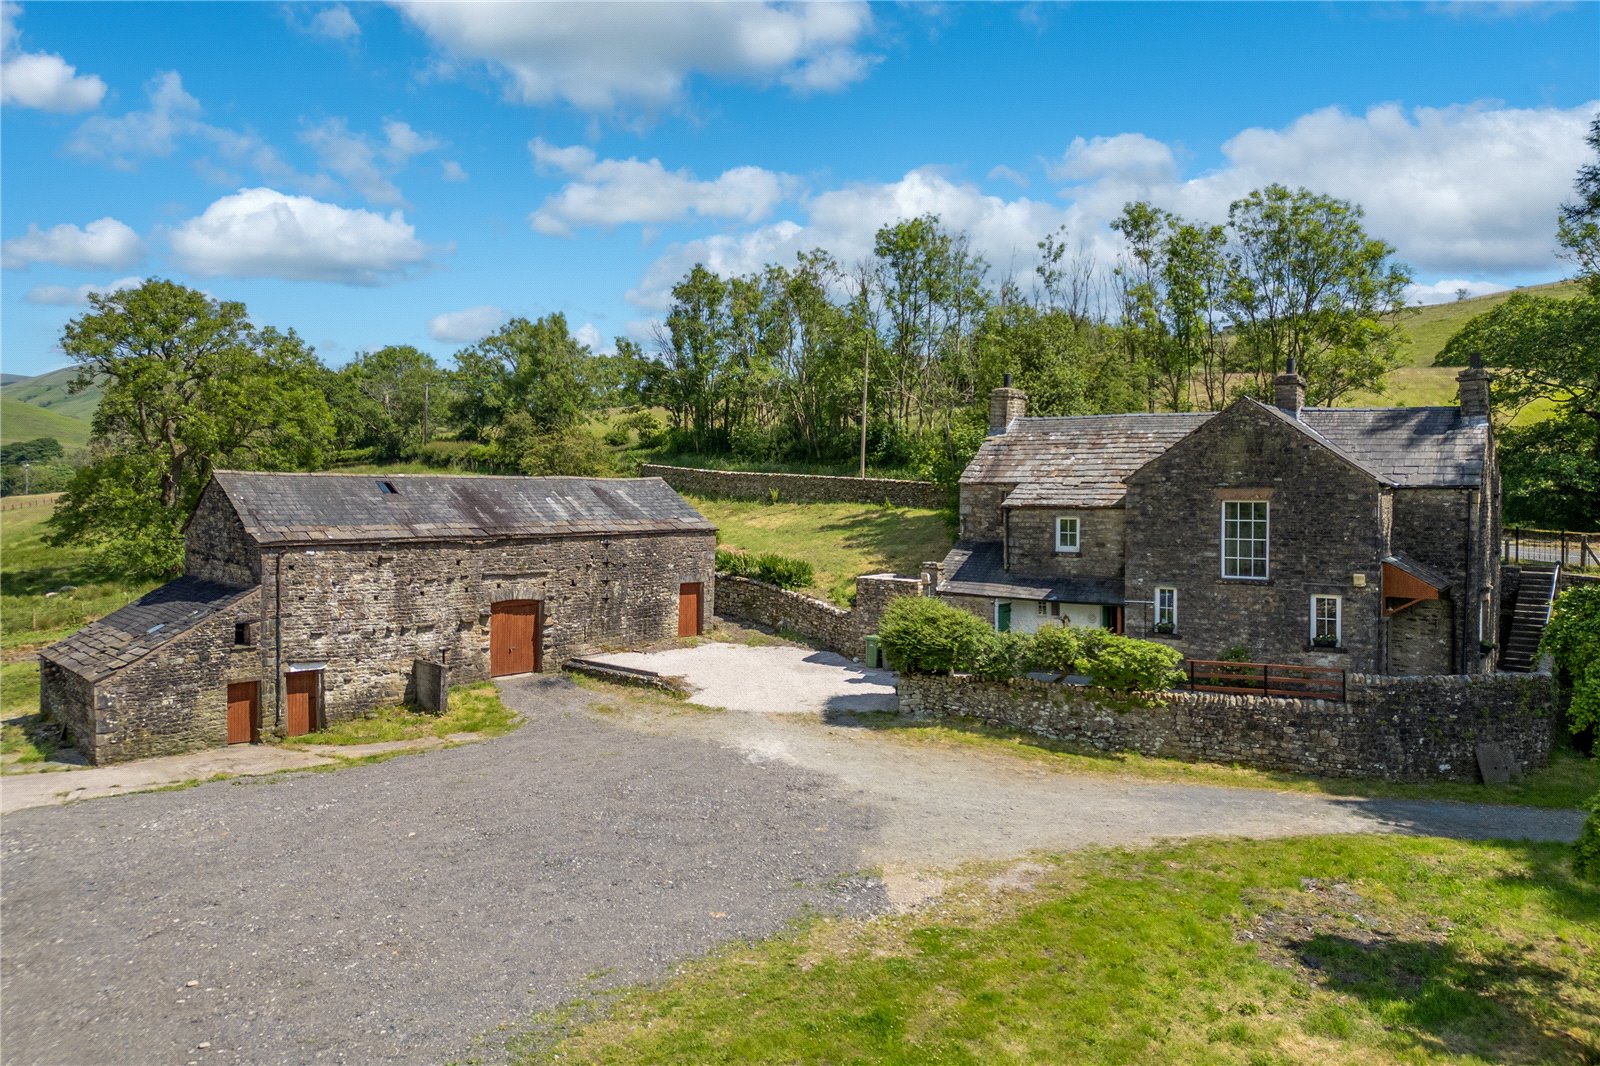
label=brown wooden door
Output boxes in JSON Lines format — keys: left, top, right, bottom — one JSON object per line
{"left": 490, "top": 600, "right": 540, "bottom": 676}
{"left": 677, "top": 582, "right": 702, "bottom": 637}
{"left": 226, "top": 681, "right": 258, "bottom": 744}
{"left": 285, "top": 671, "right": 319, "bottom": 737}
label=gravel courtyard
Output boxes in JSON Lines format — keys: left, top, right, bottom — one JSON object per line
{"left": 1, "top": 669, "right": 1584, "bottom": 1065}
{"left": 583, "top": 642, "right": 898, "bottom": 713}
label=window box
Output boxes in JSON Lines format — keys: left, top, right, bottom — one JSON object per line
{"left": 1310, "top": 634, "right": 1341, "bottom": 649}
{"left": 1153, "top": 621, "right": 1176, "bottom": 635}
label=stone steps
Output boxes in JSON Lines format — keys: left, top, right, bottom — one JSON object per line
{"left": 1500, "top": 567, "right": 1558, "bottom": 672}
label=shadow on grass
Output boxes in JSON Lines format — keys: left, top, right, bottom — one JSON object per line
{"left": 1293, "top": 928, "right": 1597, "bottom": 1063}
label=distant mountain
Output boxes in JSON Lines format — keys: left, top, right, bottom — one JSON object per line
{"left": 1, "top": 366, "right": 103, "bottom": 423}
{"left": 1, "top": 395, "right": 91, "bottom": 446}
{"left": 0, "top": 373, "right": 31, "bottom": 385}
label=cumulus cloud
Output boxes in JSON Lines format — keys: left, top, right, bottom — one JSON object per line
{"left": 528, "top": 139, "right": 799, "bottom": 236}
{"left": 2, "top": 217, "right": 145, "bottom": 270}
{"left": 440, "top": 159, "right": 469, "bottom": 183}
{"left": 309, "top": 4, "right": 360, "bottom": 41}
{"left": 394, "top": 1, "right": 876, "bottom": 111}
{"left": 0, "top": 2, "right": 105, "bottom": 111}
{"left": 987, "top": 164, "right": 1029, "bottom": 188}
{"left": 23, "top": 275, "right": 144, "bottom": 306}
{"left": 301, "top": 117, "right": 441, "bottom": 205}
{"left": 1052, "top": 133, "right": 1179, "bottom": 185}
{"left": 573, "top": 322, "right": 604, "bottom": 352}
{"left": 1404, "top": 278, "right": 1509, "bottom": 306}
{"left": 169, "top": 188, "right": 429, "bottom": 284}
{"left": 427, "top": 304, "right": 507, "bottom": 343}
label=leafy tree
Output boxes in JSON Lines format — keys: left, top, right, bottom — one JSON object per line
{"left": 451, "top": 313, "right": 592, "bottom": 441}
{"left": 1224, "top": 184, "right": 1413, "bottom": 406}
{"left": 1540, "top": 583, "right": 1600, "bottom": 752}
{"left": 332, "top": 345, "right": 445, "bottom": 460}
{"left": 1574, "top": 791, "right": 1600, "bottom": 883}
{"left": 0, "top": 438, "right": 65, "bottom": 465}
{"left": 47, "top": 280, "right": 332, "bottom": 576}
{"left": 1559, "top": 114, "right": 1600, "bottom": 288}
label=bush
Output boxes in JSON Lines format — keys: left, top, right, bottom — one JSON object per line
{"left": 971, "top": 630, "right": 1035, "bottom": 681}
{"left": 1575, "top": 791, "right": 1600, "bottom": 884}
{"left": 877, "top": 597, "right": 995, "bottom": 676}
{"left": 1540, "top": 584, "right": 1600, "bottom": 752}
{"left": 603, "top": 425, "right": 631, "bottom": 448}
{"left": 715, "top": 549, "right": 813, "bottom": 591}
{"left": 1078, "top": 632, "right": 1185, "bottom": 693}
{"left": 1030, "top": 624, "right": 1085, "bottom": 678}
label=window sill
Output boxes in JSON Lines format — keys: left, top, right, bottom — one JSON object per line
{"left": 1219, "top": 577, "right": 1271, "bottom": 586}
{"left": 1055, "top": 548, "right": 1081, "bottom": 555}
{"left": 1149, "top": 631, "right": 1181, "bottom": 640}
{"left": 1304, "top": 643, "right": 1348, "bottom": 654}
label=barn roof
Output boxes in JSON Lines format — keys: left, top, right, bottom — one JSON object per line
{"left": 40, "top": 578, "right": 255, "bottom": 682}
{"left": 209, "top": 472, "right": 715, "bottom": 546}
{"left": 964, "top": 400, "right": 1488, "bottom": 507}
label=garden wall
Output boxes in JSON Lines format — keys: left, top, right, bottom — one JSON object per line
{"left": 715, "top": 573, "right": 924, "bottom": 659}
{"left": 640, "top": 464, "right": 947, "bottom": 509}
{"left": 897, "top": 669, "right": 1557, "bottom": 782}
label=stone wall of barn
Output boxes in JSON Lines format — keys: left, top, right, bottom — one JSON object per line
{"left": 1124, "top": 402, "right": 1388, "bottom": 672}
{"left": 184, "top": 481, "right": 261, "bottom": 588}
{"left": 262, "top": 531, "right": 716, "bottom": 724}
{"left": 54, "top": 588, "right": 266, "bottom": 764}
{"left": 638, "top": 464, "right": 947, "bottom": 509}
{"left": 713, "top": 573, "right": 924, "bottom": 658}
{"left": 897, "top": 667, "right": 1556, "bottom": 782}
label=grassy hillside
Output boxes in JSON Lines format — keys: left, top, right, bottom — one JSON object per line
{"left": 1392, "top": 279, "right": 1582, "bottom": 369}
{"left": 0, "top": 395, "right": 91, "bottom": 447}
{"left": 1, "top": 366, "right": 103, "bottom": 422}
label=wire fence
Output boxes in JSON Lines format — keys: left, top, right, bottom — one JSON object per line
{"left": 1501, "top": 528, "right": 1600, "bottom": 569}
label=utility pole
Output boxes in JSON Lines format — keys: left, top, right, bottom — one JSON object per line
{"left": 22, "top": 462, "right": 30, "bottom": 495}
{"left": 423, "top": 382, "right": 431, "bottom": 446}
{"left": 859, "top": 344, "right": 869, "bottom": 479}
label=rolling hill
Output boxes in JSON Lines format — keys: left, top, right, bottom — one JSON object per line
{"left": 2, "top": 367, "right": 103, "bottom": 423}
{"left": 0, "top": 395, "right": 91, "bottom": 447}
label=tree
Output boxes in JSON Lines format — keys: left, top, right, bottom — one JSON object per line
{"left": 1224, "top": 184, "right": 1413, "bottom": 406}
{"left": 451, "top": 313, "right": 592, "bottom": 441}
{"left": 1559, "top": 113, "right": 1600, "bottom": 288}
{"left": 333, "top": 345, "right": 445, "bottom": 460}
{"left": 47, "top": 280, "right": 332, "bottom": 576}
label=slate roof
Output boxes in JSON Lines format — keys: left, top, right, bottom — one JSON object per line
{"left": 40, "top": 578, "right": 254, "bottom": 682}
{"left": 937, "top": 542, "right": 1124, "bottom": 604}
{"left": 210, "top": 472, "right": 715, "bottom": 546}
{"left": 963, "top": 401, "right": 1488, "bottom": 507}
{"left": 961, "top": 413, "right": 1214, "bottom": 508}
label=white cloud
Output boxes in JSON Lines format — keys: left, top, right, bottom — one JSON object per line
{"left": 309, "top": 4, "right": 360, "bottom": 41}
{"left": 67, "top": 70, "right": 199, "bottom": 165}
{"left": 0, "top": 2, "right": 105, "bottom": 112}
{"left": 987, "top": 164, "right": 1029, "bottom": 188}
{"left": 394, "top": 1, "right": 876, "bottom": 111}
{"left": 1052, "top": 133, "right": 1178, "bottom": 185}
{"left": 529, "top": 139, "right": 799, "bottom": 236}
{"left": 440, "top": 159, "right": 469, "bottom": 183}
{"left": 382, "top": 119, "right": 441, "bottom": 164}
{"left": 1404, "top": 278, "right": 1509, "bottom": 306}
{"left": 427, "top": 304, "right": 507, "bottom": 343}
{"left": 300, "top": 117, "right": 442, "bottom": 205}
{"left": 574, "top": 322, "right": 603, "bottom": 352}
{"left": 23, "top": 275, "right": 144, "bottom": 306}
{"left": 2, "top": 217, "right": 145, "bottom": 270}
{"left": 169, "top": 187, "right": 429, "bottom": 284}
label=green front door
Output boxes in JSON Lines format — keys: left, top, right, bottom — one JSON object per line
{"left": 997, "top": 602, "right": 1012, "bottom": 632}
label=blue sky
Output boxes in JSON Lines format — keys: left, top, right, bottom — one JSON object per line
{"left": 2, "top": 1, "right": 1597, "bottom": 378}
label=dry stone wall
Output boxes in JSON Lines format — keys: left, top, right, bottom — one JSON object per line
{"left": 714, "top": 573, "right": 923, "bottom": 658}
{"left": 639, "top": 464, "right": 947, "bottom": 509}
{"left": 898, "top": 669, "right": 1556, "bottom": 782}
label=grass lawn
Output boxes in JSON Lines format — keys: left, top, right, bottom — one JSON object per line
{"left": 850, "top": 712, "right": 1599, "bottom": 811}
{"left": 283, "top": 682, "right": 519, "bottom": 745}
{"left": 515, "top": 834, "right": 1599, "bottom": 1065}
{"left": 0, "top": 496, "right": 157, "bottom": 653}
{"left": 688, "top": 495, "right": 954, "bottom": 606}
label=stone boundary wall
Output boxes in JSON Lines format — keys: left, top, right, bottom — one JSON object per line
{"left": 640, "top": 464, "right": 948, "bottom": 509}
{"left": 714, "top": 573, "right": 924, "bottom": 658}
{"left": 898, "top": 669, "right": 1556, "bottom": 782}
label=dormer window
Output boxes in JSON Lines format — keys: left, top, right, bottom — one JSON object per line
{"left": 1055, "top": 516, "right": 1080, "bottom": 554}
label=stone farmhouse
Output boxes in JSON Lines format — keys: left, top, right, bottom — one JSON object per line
{"left": 39, "top": 472, "right": 717, "bottom": 764}
{"left": 935, "top": 360, "right": 1500, "bottom": 677}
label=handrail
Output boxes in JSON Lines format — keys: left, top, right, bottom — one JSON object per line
{"left": 1545, "top": 563, "right": 1561, "bottom": 628}
{"left": 1183, "top": 659, "right": 1347, "bottom": 701}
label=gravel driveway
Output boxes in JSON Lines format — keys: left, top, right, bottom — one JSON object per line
{"left": 584, "top": 643, "right": 897, "bottom": 713}
{"left": 1, "top": 670, "right": 1584, "bottom": 1065}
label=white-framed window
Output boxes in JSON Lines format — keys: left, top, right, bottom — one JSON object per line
{"left": 1221, "top": 501, "right": 1269, "bottom": 579}
{"left": 1154, "top": 587, "right": 1177, "bottom": 632}
{"left": 1037, "top": 601, "right": 1062, "bottom": 617}
{"left": 1310, "top": 594, "right": 1341, "bottom": 646}
{"left": 1055, "top": 516, "right": 1080, "bottom": 553}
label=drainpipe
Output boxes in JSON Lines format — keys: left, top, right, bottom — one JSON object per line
{"left": 273, "top": 550, "right": 283, "bottom": 731}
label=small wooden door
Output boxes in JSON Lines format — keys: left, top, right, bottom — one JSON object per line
{"left": 996, "top": 602, "right": 1012, "bottom": 632}
{"left": 677, "top": 582, "right": 702, "bottom": 637}
{"left": 490, "top": 600, "right": 540, "bottom": 677}
{"left": 226, "top": 681, "right": 259, "bottom": 745}
{"left": 285, "top": 671, "right": 319, "bottom": 737}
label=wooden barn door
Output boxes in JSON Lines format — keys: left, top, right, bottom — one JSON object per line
{"left": 490, "top": 600, "right": 541, "bottom": 676}
{"left": 226, "top": 681, "right": 258, "bottom": 744}
{"left": 677, "top": 582, "right": 703, "bottom": 637}
{"left": 284, "top": 671, "right": 319, "bottom": 737}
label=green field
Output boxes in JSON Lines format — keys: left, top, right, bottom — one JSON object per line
{"left": 516, "top": 834, "right": 1598, "bottom": 1065}
{"left": 688, "top": 495, "right": 954, "bottom": 606}
{"left": 0, "top": 395, "right": 91, "bottom": 447}
{"left": 1, "top": 366, "right": 104, "bottom": 423}
{"left": 1390, "top": 280, "right": 1582, "bottom": 369}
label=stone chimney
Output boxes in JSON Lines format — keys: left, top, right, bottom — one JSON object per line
{"left": 988, "top": 373, "right": 1027, "bottom": 435}
{"left": 1273, "top": 357, "right": 1306, "bottom": 418}
{"left": 1457, "top": 351, "right": 1491, "bottom": 422}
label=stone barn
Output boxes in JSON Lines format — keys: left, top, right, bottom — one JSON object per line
{"left": 39, "top": 472, "right": 717, "bottom": 764}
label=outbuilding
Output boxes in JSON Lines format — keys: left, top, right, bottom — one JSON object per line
{"left": 39, "top": 472, "right": 717, "bottom": 764}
